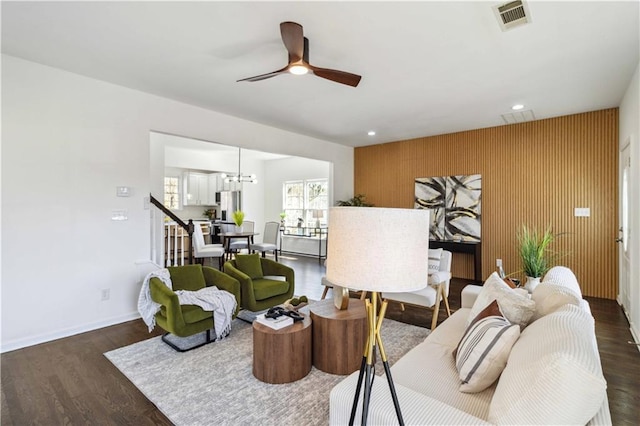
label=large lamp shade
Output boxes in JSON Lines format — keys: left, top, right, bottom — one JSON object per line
{"left": 326, "top": 207, "right": 430, "bottom": 293}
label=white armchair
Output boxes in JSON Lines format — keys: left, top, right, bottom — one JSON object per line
{"left": 382, "top": 249, "right": 452, "bottom": 330}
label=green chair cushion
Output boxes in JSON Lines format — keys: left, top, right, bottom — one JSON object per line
{"left": 252, "top": 278, "right": 290, "bottom": 301}
{"left": 168, "top": 264, "right": 206, "bottom": 291}
{"left": 159, "top": 304, "right": 211, "bottom": 324}
{"left": 235, "top": 254, "right": 264, "bottom": 279}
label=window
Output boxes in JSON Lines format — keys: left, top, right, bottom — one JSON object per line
{"left": 164, "top": 176, "right": 180, "bottom": 209}
{"left": 283, "top": 179, "right": 328, "bottom": 227}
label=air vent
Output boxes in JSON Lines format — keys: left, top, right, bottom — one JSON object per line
{"left": 501, "top": 109, "right": 536, "bottom": 124}
{"left": 493, "top": 0, "right": 532, "bottom": 31}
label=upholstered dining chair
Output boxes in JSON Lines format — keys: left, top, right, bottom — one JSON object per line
{"left": 229, "top": 220, "right": 255, "bottom": 255}
{"left": 250, "top": 221, "right": 280, "bottom": 261}
{"left": 382, "top": 249, "right": 453, "bottom": 330}
{"left": 192, "top": 224, "right": 226, "bottom": 269}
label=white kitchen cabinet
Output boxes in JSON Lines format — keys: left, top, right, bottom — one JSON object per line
{"left": 183, "top": 172, "right": 214, "bottom": 205}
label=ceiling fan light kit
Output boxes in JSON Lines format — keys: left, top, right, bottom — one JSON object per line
{"left": 238, "top": 21, "right": 361, "bottom": 87}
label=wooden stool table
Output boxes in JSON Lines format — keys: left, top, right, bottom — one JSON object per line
{"left": 252, "top": 314, "right": 312, "bottom": 384}
{"left": 309, "top": 298, "right": 367, "bottom": 375}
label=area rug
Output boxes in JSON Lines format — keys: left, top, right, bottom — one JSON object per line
{"left": 105, "top": 318, "right": 428, "bottom": 426}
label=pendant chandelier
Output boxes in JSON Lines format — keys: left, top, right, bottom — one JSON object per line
{"left": 221, "top": 147, "right": 258, "bottom": 184}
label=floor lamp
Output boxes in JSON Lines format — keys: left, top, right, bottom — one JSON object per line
{"left": 326, "top": 207, "right": 430, "bottom": 426}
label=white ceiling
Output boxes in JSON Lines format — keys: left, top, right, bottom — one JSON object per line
{"left": 2, "top": 1, "right": 638, "bottom": 147}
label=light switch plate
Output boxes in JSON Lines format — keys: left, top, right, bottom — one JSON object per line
{"left": 112, "top": 210, "right": 128, "bottom": 221}
{"left": 116, "top": 186, "right": 131, "bottom": 197}
{"left": 574, "top": 207, "right": 591, "bottom": 217}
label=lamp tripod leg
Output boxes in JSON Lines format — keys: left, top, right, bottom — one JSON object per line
{"left": 349, "top": 333, "right": 370, "bottom": 425}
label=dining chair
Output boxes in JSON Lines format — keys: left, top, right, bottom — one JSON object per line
{"left": 192, "top": 223, "right": 226, "bottom": 269}
{"left": 250, "top": 221, "right": 280, "bottom": 261}
{"left": 382, "top": 249, "right": 453, "bottom": 330}
{"left": 229, "top": 220, "right": 255, "bottom": 255}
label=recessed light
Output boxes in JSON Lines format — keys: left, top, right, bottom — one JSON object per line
{"left": 367, "top": 131, "right": 376, "bottom": 136}
{"left": 512, "top": 104, "right": 524, "bottom": 110}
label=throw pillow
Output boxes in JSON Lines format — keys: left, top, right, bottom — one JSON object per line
{"left": 455, "top": 305, "right": 521, "bottom": 393}
{"left": 235, "top": 254, "right": 264, "bottom": 279}
{"left": 531, "top": 282, "right": 582, "bottom": 321}
{"left": 453, "top": 299, "right": 503, "bottom": 358}
{"left": 428, "top": 248, "right": 443, "bottom": 275}
{"left": 467, "top": 272, "right": 535, "bottom": 329}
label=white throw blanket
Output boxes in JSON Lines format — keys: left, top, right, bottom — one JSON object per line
{"left": 137, "top": 268, "right": 236, "bottom": 340}
{"left": 138, "top": 268, "right": 173, "bottom": 332}
{"left": 175, "top": 286, "right": 237, "bottom": 341}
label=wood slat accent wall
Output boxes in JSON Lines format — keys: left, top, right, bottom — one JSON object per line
{"left": 354, "top": 109, "right": 618, "bottom": 299}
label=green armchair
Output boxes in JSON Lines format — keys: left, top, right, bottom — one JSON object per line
{"left": 150, "top": 264, "right": 241, "bottom": 351}
{"left": 223, "top": 254, "right": 295, "bottom": 312}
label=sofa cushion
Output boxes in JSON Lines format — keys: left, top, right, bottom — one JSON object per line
{"left": 428, "top": 248, "right": 443, "bottom": 275}
{"left": 392, "top": 328, "right": 496, "bottom": 421}
{"left": 167, "top": 264, "right": 205, "bottom": 291}
{"left": 542, "top": 265, "right": 582, "bottom": 297}
{"left": 252, "top": 278, "right": 289, "bottom": 301}
{"left": 235, "top": 254, "right": 264, "bottom": 279}
{"left": 331, "top": 370, "right": 491, "bottom": 425}
{"left": 488, "top": 304, "right": 607, "bottom": 425}
{"left": 531, "top": 282, "right": 582, "bottom": 321}
{"left": 467, "top": 272, "right": 535, "bottom": 329}
{"left": 455, "top": 301, "right": 520, "bottom": 393}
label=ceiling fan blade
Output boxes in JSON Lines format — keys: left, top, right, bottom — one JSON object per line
{"left": 237, "top": 65, "right": 289, "bottom": 82}
{"left": 280, "top": 21, "right": 304, "bottom": 62}
{"left": 309, "top": 65, "right": 362, "bottom": 87}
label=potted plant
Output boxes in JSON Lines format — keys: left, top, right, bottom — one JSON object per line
{"left": 202, "top": 208, "right": 216, "bottom": 220}
{"left": 516, "top": 224, "right": 557, "bottom": 292}
{"left": 232, "top": 210, "right": 245, "bottom": 232}
{"left": 279, "top": 212, "right": 286, "bottom": 227}
{"left": 336, "top": 194, "right": 374, "bottom": 207}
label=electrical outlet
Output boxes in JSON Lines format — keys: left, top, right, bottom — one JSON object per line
{"left": 496, "top": 259, "right": 502, "bottom": 267}
{"left": 101, "top": 289, "right": 110, "bottom": 301}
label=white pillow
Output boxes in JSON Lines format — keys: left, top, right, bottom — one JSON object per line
{"left": 428, "top": 248, "right": 443, "bottom": 275}
{"left": 456, "top": 311, "right": 520, "bottom": 393}
{"left": 488, "top": 304, "right": 607, "bottom": 425}
{"left": 467, "top": 272, "right": 536, "bottom": 329}
{"left": 531, "top": 282, "right": 582, "bottom": 321}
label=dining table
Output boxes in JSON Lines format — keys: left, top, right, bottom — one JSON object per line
{"left": 218, "top": 231, "right": 260, "bottom": 260}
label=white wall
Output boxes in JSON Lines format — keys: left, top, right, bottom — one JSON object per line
{"left": 619, "top": 61, "right": 639, "bottom": 345}
{"left": 0, "top": 55, "right": 353, "bottom": 352}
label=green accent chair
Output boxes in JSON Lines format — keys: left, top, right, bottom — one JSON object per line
{"left": 149, "top": 264, "right": 241, "bottom": 352}
{"left": 223, "top": 254, "right": 295, "bottom": 312}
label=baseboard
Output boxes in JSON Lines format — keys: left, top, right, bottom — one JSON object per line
{"left": 630, "top": 323, "right": 640, "bottom": 353}
{"left": 1, "top": 312, "right": 141, "bottom": 353}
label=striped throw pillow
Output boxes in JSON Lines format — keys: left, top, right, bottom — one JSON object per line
{"left": 428, "top": 248, "right": 442, "bottom": 275}
{"left": 455, "top": 312, "right": 520, "bottom": 393}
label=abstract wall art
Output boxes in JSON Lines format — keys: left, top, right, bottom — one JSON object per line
{"left": 415, "top": 174, "right": 482, "bottom": 242}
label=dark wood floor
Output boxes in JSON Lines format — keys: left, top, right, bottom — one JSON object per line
{"left": 2, "top": 254, "right": 638, "bottom": 425}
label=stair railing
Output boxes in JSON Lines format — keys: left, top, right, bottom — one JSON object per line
{"left": 150, "top": 194, "right": 194, "bottom": 266}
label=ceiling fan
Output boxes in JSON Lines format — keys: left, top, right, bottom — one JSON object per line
{"left": 237, "top": 21, "right": 362, "bottom": 88}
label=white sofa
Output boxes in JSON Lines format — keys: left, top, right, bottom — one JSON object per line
{"left": 330, "top": 267, "right": 611, "bottom": 425}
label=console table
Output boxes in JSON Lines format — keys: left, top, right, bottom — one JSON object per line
{"left": 430, "top": 240, "right": 482, "bottom": 282}
{"left": 280, "top": 226, "right": 328, "bottom": 264}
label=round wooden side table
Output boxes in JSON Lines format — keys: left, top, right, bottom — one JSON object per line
{"left": 309, "top": 298, "right": 367, "bottom": 375}
{"left": 252, "top": 314, "right": 312, "bottom": 384}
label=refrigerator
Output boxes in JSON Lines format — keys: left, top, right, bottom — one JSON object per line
{"left": 218, "top": 191, "right": 242, "bottom": 221}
